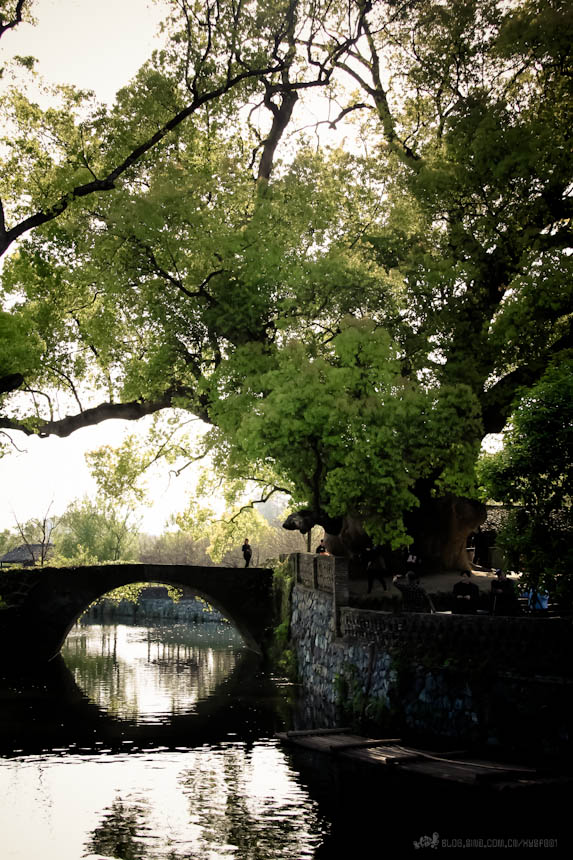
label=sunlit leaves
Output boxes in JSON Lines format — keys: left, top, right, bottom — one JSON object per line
{"left": 208, "top": 318, "right": 482, "bottom": 546}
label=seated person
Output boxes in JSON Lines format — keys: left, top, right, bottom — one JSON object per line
{"left": 452, "top": 570, "right": 479, "bottom": 614}
{"left": 490, "top": 569, "right": 520, "bottom": 616}
{"left": 393, "top": 571, "right": 435, "bottom": 613}
{"left": 315, "top": 538, "right": 328, "bottom": 554}
{"left": 523, "top": 587, "right": 549, "bottom": 612}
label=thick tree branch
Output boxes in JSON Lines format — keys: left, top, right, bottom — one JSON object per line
{"left": 0, "top": 386, "right": 210, "bottom": 438}
{"left": 0, "top": 59, "right": 283, "bottom": 258}
{"left": 257, "top": 85, "right": 298, "bottom": 182}
{"left": 0, "top": 0, "right": 27, "bottom": 40}
{"left": 0, "top": 372, "right": 24, "bottom": 394}
{"left": 365, "top": 41, "right": 421, "bottom": 165}
{"left": 221, "top": 485, "right": 289, "bottom": 525}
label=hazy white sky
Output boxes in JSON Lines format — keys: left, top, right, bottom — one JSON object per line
{"left": 5, "top": 0, "right": 167, "bottom": 104}
{"left": 0, "top": 0, "right": 202, "bottom": 535}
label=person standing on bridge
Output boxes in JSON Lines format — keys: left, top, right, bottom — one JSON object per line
{"left": 242, "top": 538, "right": 252, "bottom": 568}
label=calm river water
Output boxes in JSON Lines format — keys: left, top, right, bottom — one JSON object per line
{"left": 0, "top": 620, "right": 567, "bottom": 858}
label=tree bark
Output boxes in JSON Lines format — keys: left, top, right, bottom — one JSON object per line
{"left": 0, "top": 387, "right": 208, "bottom": 438}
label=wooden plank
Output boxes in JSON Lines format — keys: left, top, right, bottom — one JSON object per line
{"left": 328, "top": 738, "right": 402, "bottom": 753}
{"left": 474, "top": 768, "right": 539, "bottom": 784}
{"left": 349, "top": 748, "right": 424, "bottom": 764}
{"left": 400, "top": 760, "right": 482, "bottom": 785}
{"left": 310, "top": 735, "right": 364, "bottom": 750}
{"left": 276, "top": 732, "right": 364, "bottom": 752}
{"left": 283, "top": 727, "right": 351, "bottom": 738}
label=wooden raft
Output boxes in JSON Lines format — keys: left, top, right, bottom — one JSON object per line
{"left": 275, "top": 729, "right": 567, "bottom": 790}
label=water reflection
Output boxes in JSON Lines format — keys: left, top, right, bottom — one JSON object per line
{"left": 63, "top": 622, "right": 243, "bottom": 723}
{"left": 0, "top": 622, "right": 328, "bottom": 860}
{"left": 0, "top": 622, "right": 567, "bottom": 858}
{"left": 174, "top": 742, "right": 321, "bottom": 859}
{"left": 0, "top": 744, "right": 325, "bottom": 860}
{"left": 86, "top": 793, "right": 155, "bottom": 860}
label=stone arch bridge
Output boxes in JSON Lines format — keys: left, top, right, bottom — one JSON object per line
{"left": 0, "top": 563, "right": 275, "bottom": 666}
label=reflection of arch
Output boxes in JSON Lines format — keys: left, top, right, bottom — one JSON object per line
{"left": 0, "top": 563, "right": 274, "bottom": 666}
{"left": 0, "top": 647, "right": 276, "bottom": 757}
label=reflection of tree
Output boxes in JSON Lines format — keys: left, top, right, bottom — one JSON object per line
{"left": 85, "top": 796, "right": 153, "bottom": 860}
{"left": 79, "top": 745, "right": 322, "bottom": 860}
{"left": 180, "top": 744, "right": 322, "bottom": 859}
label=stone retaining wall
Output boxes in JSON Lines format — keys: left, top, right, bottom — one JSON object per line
{"left": 288, "top": 554, "right": 573, "bottom": 752}
{"left": 84, "top": 596, "right": 226, "bottom": 624}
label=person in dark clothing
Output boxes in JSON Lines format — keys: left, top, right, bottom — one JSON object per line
{"left": 315, "top": 539, "right": 327, "bottom": 554}
{"left": 473, "top": 526, "right": 488, "bottom": 567}
{"left": 490, "top": 569, "right": 519, "bottom": 615}
{"left": 241, "top": 538, "right": 252, "bottom": 568}
{"left": 364, "top": 545, "right": 387, "bottom": 593}
{"left": 453, "top": 570, "right": 479, "bottom": 614}
{"left": 393, "top": 571, "right": 435, "bottom": 613}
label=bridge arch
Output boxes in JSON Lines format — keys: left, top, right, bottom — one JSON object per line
{"left": 0, "top": 563, "right": 275, "bottom": 666}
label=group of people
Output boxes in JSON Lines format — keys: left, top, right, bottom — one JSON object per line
{"left": 452, "top": 568, "right": 544, "bottom": 615}
{"left": 392, "top": 568, "right": 541, "bottom": 616}
{"left": 392, "top": 570, "right": 436, "bottom": 613}
{"left": 298, "top": 534, "right": 549, "bottom": 617}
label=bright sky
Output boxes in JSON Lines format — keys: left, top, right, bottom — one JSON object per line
{"left": 5, "top": 0, "right": 168, "bottom": 104}
{"left": 0, "top": 0, "right": 201, "bottom": 535}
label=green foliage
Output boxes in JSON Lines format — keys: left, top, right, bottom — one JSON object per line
{"left": 0, "top": 527, "right": 14, "bottom": 556}
{"left": 138, "top": 531, "right": 211, "bottom": 566}
{"left": 478, "top": 360, "right": 573, "bottom": 599}
{"left": 479, "top": 360, "right": 573, "bottom": 510}
{"left": 54, "top": 497, "right": 139, "bottom": 565}
{"left": 0, "top": 309, "right": 43, "bottom": 382}
{"left": 174, "top": 476, "right": 304, "bottom": 564}
{"left": 86, "top": 435, "right": 149, "bottom": 508}
{"left": 50, "top": 430, "right": 160, "bottom": 565}
{"left": 210, "top": 318, "right": 482, "bottom": 547}
{"left": 92, "top": 582, "right": 182, "bottom": 606}
{"left": 334, "top": 663, "right": 391, "bottom": 729}
{"left": 268, "top": 557, "right": 296, "bottom": 678}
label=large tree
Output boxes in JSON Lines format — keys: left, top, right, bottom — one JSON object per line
{"left": 1, "top": 0, "right": 571, "bottom": 561}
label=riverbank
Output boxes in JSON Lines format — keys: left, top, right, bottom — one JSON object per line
{"left": 285, "top": 553, "right": 573, "bottom": 758}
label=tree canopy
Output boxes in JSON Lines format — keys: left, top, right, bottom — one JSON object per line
{"left": 1, "top": 0, "right": 571, "bottom": 548}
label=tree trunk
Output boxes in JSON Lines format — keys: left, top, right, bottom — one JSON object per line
{"left": 408, "top": 494, "right": 487, "bottom": 572}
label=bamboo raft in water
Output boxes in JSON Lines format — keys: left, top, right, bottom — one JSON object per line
{"left": 275, "top": 729, "right": 570, "bottom": 791}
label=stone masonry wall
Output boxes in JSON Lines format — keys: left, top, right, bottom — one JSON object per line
{"left": 288, "top": 553, "right": 573, "bottom": 752}
{"left": 84, "top": 596, "right": 226, "bottom": 624}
